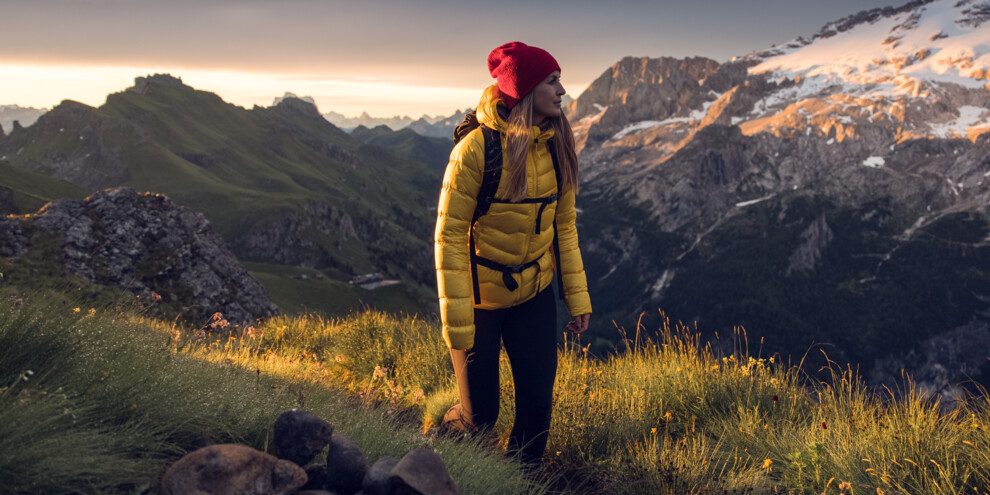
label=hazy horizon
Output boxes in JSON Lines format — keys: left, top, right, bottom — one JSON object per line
{"left": 2, "top": 0, "right": 900, "bottom": 118}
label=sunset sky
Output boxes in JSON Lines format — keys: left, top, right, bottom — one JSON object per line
{"left": 2, "top": 0, "right": 899, "bottom": 118}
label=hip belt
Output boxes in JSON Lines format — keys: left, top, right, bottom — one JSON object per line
{"left": 471, "top": 251, "right": 545, "bottom": 294}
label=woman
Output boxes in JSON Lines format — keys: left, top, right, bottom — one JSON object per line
{"left": 434, "top": 41, "right": 592, "bottom": 466}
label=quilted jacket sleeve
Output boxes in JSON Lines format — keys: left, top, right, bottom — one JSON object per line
{"left": 435, "top": 133, "right": 484, "bottom": 350}
{"left": 554, "top": 188, "right": 592, "bottom": 316}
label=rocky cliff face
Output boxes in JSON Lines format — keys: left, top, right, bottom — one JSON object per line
{"left": 0, "top": 188, "right": 278, "bottom": 323}
{"left": 569, "top": 0, "right": 990, "bottom": 398}
{"left": 238, "top": 201, "right": 360, "bottom": 268}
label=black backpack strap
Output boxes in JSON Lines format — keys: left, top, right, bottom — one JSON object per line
{"left": 470, "top": 126, "right": 503, "bottom": 304}
{"left": 453, "top": 111, "right": 480, "bottom": 144}
{"left": 546, "top": 139, "right": 565, "bottom": 301}
{"left": 473, "top": 127, "right": 503, "bottom": 223}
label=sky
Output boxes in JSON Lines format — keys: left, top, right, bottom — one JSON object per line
{"left": 1, "top": 0, "right": 902, "bottom": 118}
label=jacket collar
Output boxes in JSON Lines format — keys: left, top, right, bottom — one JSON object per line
{"left": 477, "top": 84, "right": 555, "bottom": 144}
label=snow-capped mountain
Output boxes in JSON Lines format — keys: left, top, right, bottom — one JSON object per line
{"left": 747, "top": 0, "right": 990, "bottom": 140}
{"left": 567, "top": 0, "right": 990, "bottom": 400}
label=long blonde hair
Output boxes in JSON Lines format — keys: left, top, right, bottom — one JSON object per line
{"left": 501, "top": 91, "right": 580, "bottom": 203}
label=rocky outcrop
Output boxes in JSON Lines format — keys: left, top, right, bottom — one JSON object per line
{"left": 0, "top": 188, "right": 277, "bottom": 323}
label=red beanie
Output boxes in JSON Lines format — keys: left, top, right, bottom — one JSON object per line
{"left": 487, "top": 41, "right": 561, "bottom": 110}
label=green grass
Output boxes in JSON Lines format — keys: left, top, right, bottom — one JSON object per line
{"left": 190, "top": 309, "right": 990, "bottom": 494}
{"left": 4, "top": 290, "right": 990, "bottom": 494}
{"left": 0, "top": 297, "right": 544, "bottom": 494}
{"left": 0, "top": 161, "right": 88, "bottom": 214}
{"left": 244, "top": 261, "right": 427, "bottom": 316}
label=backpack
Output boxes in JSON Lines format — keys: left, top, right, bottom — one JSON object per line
{"left": 452, "top": 111, "right": 564, "bottom": 305}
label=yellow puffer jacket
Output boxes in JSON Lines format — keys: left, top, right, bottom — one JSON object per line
{"left": 435, "top": 84, "right": 592, "bottom": 350}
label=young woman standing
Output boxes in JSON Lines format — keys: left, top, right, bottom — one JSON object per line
{"left": 434, "top": 41, "right": 592, "bottom": 466}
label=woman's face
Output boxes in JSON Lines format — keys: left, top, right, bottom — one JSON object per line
{"left": 531, "top": 71, "right": 566, "bottom": 123}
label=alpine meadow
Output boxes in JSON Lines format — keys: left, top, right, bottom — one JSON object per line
{"left": 2, "top": 0, "right": 990, "bottom": 493}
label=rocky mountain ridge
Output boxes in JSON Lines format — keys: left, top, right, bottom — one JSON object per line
{"left": 567, "top": 0, "right": 990, "bottom": 397}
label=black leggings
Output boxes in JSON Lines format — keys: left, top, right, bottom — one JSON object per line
{"left": 449, "top": 287, "right": 558, "bottom": 465}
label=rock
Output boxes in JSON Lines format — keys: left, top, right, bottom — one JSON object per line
{"left": 389, "top": 448, "right": 460, "bottom": 495}
{"left": 238, "top": 201, "right": 360, "bottom": 268}
{"left": 160, "top": 444, "right": 307, "bottom": 495}
{"left": 786, "top": 214, "right": 834, "bottom": 276}
{"left": 325, "top": 434, "right": 369, "bottom": 495}
{"left": 363, "top": 456, "right": 399, "bottom": 495}
{"left": 274, "top": 409, "right": 334, "bottom": 466}
{"left": 300, "top": 464, "right": 330, "bottom": 491}
{"left": 0, "top": 188, "right": 278, "bottom": 323}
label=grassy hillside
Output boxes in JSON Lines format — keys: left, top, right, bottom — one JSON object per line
{"left": 0, "top": 76, "right": 441, "bottom": 317}
{"left": 350, "top": 124, "right": 453, "bottom": 174}
{"left": 0, "top": 296, "right": 542, "bottom": 494}
{"left": 3, "top": 291, "right": 987, "bottom": 493}
{"left": 0, "top": 160, "right": 88, "bottom": 214}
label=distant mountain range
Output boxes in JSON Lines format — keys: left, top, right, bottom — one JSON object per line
{"left": 0, "top": 104, "right": 47, "bottom": 135}
{"left": 567, "top": 0, "right": 990, "bottom": 397}
{"left": 323, "top": 108, "right": 465, "bottom": 134}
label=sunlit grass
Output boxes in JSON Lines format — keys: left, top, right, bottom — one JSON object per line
{"left": 0, "top": 300, "right": 543, "bottom": 494}
{"left": 5, "top": 294, "right": 990, "bottom": 494}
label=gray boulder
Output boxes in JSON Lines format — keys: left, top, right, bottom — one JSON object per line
{"left": 363, "top": 456, "right": 399, "bottom": 495}
{"left": 274, "top": 409, "right": 334, "bottom": 466}
{"left": 389, "top": 448, "right": 461, "bottom": 495}
{"left": 0, "top": 188, "right": 278, "bottom": 323}
{"left": 325, "top": 434, "right": 369, "bottom": 495}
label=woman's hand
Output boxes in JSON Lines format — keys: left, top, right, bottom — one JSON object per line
{"left": 566, "top": 313, "right": 590, "bottom": 334}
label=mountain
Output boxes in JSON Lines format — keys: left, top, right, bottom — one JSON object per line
{"left": 0, "top": 104, "right": 47, "bottom": 135}
{"left": 323, "top": 108, "right": 470, "bottom": 138}
{"left": 405, "top": 108, "right": 470, "bottom": 139}
{"left": 349, "top": 125, "right": 453, "bottom": 172}
{"left": 568, "top": 0, "right": 990, "bottom": 397}
{"left": 323, "top": 111, "right": 417, "bottom": 131}
{"left": 0, "top": 74, "right": 440, "bottom": 315}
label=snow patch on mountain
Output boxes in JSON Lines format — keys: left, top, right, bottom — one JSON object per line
{"left": 612, "top": 99, "right": 718, "bottom": 140}
{"left": 930, "top": 105, "right": 990, "bottom": 137}
{"left": 751, "top": 0, "right": 990, "bottom": 95}
{"left": 863, "top": 156, "right": 886, "bottom": 167}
